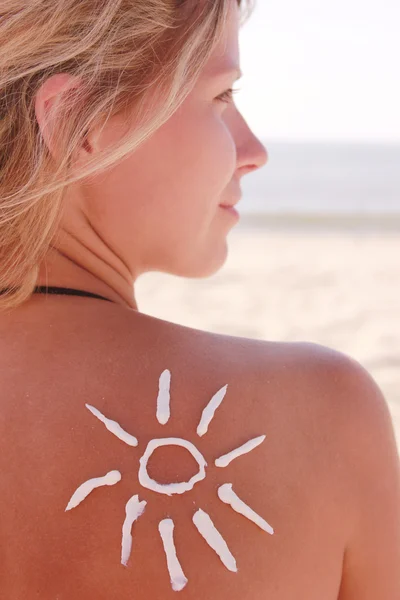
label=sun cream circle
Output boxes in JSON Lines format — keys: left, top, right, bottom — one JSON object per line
{"left": 138, "top": 437, "right": 207, "bottom": 496}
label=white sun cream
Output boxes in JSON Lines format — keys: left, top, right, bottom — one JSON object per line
{"left": 197, "top": 384, "right": 228, "bottom": 437}
{"left": 192, "top": 508, "right": 237, "bottom": 572}
{"left": 139, "top": 438, "right": 207, "bottom": 496}
{"left": 65, "top": 470, "right": 121, "bottom": 511}
{"left": 159, "top": 519, "right": 188, "bottom": 592}
{"left": 156, "top": 369, "right": 171, "bottom": 425}
{"left": 218, "top": 484, "right": 274, "bottom": 535}
{"left": 121, "top": 494, "right": 147, "bottom": 567}
{"left": 86, "top": 404, "right": 138, "bottom": 447}
{"left": 215, "top": 435, "right": 266, "bottom": 468}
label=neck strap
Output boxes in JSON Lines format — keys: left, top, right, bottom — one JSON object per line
{"left": 0, "top": 286, "right": 114, "bottom": 303}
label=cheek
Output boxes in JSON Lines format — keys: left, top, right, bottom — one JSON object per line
{"left": 83, "top": 103, "right": 236, "bottom": 255}
{"left": 170, "top": 106, "right": 237, "bottom": 195}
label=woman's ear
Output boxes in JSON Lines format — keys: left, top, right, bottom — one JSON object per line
{"left": 34, "top": 73, "right": 89, "bottom": 160}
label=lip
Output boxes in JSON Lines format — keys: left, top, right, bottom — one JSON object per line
{"left": 219, "top": 187, "right": 242, "bottom": 217}
{"left": 219, "top": 197, "right": 241, "bottom": 209}
{"left": 219, "top": 202, "right": 237, "bottom": 208}
{"left": 219, "top": 187, "right": 242, "bottom": 208}
{"left": 219, "top": 204, "right": 240, "bottom": 218}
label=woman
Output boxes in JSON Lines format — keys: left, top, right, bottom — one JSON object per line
{"left": 0, "top": 1, "right": 399, "bottom": 598}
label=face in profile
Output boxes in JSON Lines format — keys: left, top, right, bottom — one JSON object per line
{"left": 63, "top": 1, "right": 268, "bottom": 282}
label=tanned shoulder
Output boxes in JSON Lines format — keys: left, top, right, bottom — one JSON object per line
{"left": 276, "top": 341, "right": 400, "bottom": 600}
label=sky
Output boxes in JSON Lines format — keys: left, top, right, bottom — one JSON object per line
{"left": 236, "top": 0, "right": 400, "bottom": 142}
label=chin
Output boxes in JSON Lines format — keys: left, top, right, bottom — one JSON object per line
{"left": 166, "top": 240, "right": 229, "bottom": 279}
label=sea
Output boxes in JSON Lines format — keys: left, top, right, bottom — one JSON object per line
{"left": 239, "top": 141, "right": 400, "bottom": 230}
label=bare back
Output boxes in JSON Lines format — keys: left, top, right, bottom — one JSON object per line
{"left": 0, "top": 298, "right": 399, "bottom": 599}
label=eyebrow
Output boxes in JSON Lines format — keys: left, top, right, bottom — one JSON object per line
{"left": 210, "top": 67, "right": 243, "bottom": 81}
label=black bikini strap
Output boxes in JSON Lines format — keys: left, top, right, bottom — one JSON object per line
{"left": 0, "top": 286, "right": 113, "bottom": 303}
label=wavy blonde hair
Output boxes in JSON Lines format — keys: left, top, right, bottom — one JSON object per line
{"left": 0, "top": 0, "right": 253, "bottom": 309}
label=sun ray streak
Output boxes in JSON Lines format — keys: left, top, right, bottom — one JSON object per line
{"left": 156, "top": 369, "right": 171, "bottom": 425}
{"left": 65, "top": 470, "right": 121, "bottom": 511}
{"left": 218, "top": 484, "right": 274, "bottom": 535}
{"left": 86, "top": 404, "right": 138, "bottom": 447}
{"left": 192, "top": 508, "right": 237, "bottom": 572}
{"left": 121, "top": 494, "right": 147, "bottom": 567}
{"left": 215, "top": 435, "right": 266, "bottom": 468}
{"left": 196, "top": 384, "right": 228, "bottom": 437}
{"left": 159, "top": 518, "right": 188, "bottom": 592}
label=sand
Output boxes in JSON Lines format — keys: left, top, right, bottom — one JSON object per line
{"left": 136, "top": 222, "right": 400, "bottom": 447}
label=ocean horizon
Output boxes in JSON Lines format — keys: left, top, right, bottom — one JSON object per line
{"left": 239, "top": 141, "right": 400, "bottom": 228}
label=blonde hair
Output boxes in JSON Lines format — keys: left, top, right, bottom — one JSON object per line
{"left": 0, "top": 0, "right": 253, "bottom": 309}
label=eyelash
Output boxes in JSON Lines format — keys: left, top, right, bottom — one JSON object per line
{"left": 217, "top": 87, "right": 241, "bottom": 103}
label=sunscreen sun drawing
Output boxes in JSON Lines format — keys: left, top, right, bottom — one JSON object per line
{"left": 65, "top": 369, "right": 274, "bottom": 592}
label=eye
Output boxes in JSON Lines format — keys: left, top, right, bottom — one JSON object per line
{"left": 216, "top": 87, "right": 241, "bottom": 104}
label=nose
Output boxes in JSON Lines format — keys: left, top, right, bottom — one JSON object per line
{"left": 235, "top": 115, "right": 268, "bottom": 178}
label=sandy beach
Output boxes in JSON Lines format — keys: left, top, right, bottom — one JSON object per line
{"left": 137, "top": 221, "right": 400, "bottom": 447}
